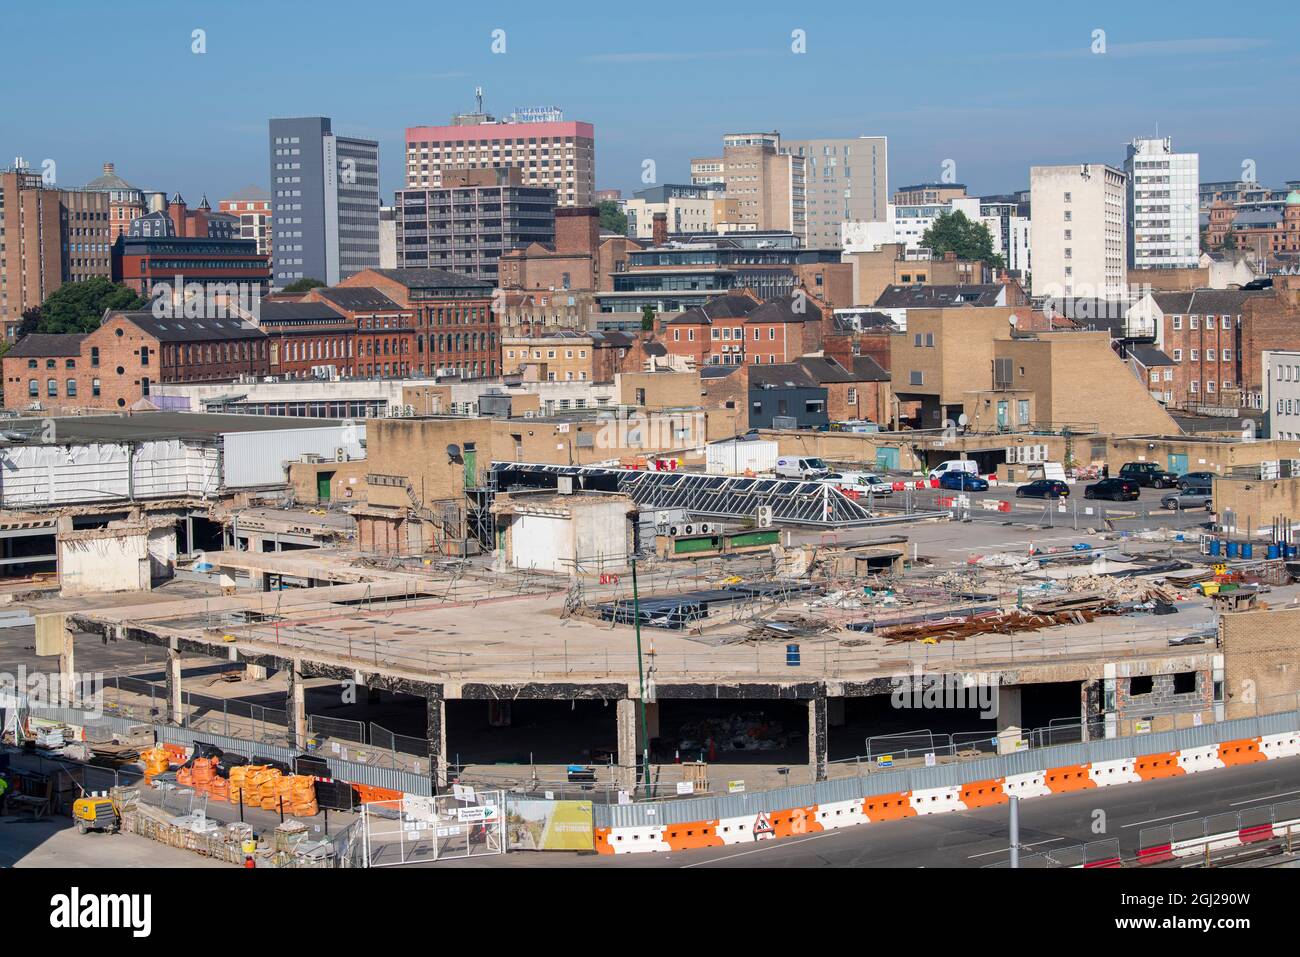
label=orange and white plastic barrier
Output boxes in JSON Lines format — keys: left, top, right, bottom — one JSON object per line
{"left": 594, "top": 733, "right": 1294, "bottom": 855}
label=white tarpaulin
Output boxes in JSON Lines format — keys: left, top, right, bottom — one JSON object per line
{"left": 0, "top": 441, "right": 219, "bottom": 507}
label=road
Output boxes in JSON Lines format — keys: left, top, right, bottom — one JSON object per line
{"left": 439, "top": 755, "right": 1300, "bottom": 868}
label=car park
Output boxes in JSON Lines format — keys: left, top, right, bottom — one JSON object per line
{"left": 1161, "top": 487, "right": 1213, "bottom": 510}
{"left": 938, "top": 471, "right": 989, "bottom": 491}
{"left": 1083, "top": 478, "right": 1140, "bottom": 501}
{"left": 1118, "top": 462, "right": 1177, "bottom": 489}
{"left": 1015, "top": 479, "right": 1070, "bottom": 499}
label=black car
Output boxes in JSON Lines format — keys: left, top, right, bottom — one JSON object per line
{"left": 1118, "top": 462, "right": 1177, "bottom": 489}
{"left": 1177, "top": 471, "right": 1216, "bottom": 489}
{"left": 1084, "top": 478, "right": 1140, "bottom": 501}
{"left": 1015, "top": 480, "right": 1070, "bottom": 499}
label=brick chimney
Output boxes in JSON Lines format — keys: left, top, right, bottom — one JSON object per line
{"left": 555, "top": 206, "right": 599, "bottom": 256}
{"left": 652, "top": 212, "right": 668, "bottom": 247}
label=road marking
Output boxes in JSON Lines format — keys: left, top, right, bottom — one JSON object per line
{"left": 1121, "top": 811, "right": 1199, "bottom": 828}
{"left": 1229, "top": 788, "right": 1300, "bottom": 807}
{"left": 967, "top": 837, "right": 1063, "bottom": 859}
{"left": 679, "top": 832, "right": 835, "bottom": 867}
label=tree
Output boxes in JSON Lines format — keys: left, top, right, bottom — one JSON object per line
{"left": 24, "top": 278, "right": 146, "bottom": 336}
{"left": 641, "top": 305, "right": 656, "bottom": 331}
{"left": 281, "top": 277, "right": 327, "bottom": 293}
{"left": 920, "top": 211, "right": 1005, "bottom": 270}
{"left": 599, "top": 200, "right": 628, "bottom": 236}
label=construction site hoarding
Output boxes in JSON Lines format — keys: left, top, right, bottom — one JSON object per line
{"left": 506, "top": 799, "right": 595, "bottom": 851}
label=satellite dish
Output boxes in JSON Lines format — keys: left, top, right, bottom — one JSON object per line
{"left": 446, "top": 443, "right": 461, "bottom": 461}
{"left": 958, "top": 414, "right": 969, "bottom": 426}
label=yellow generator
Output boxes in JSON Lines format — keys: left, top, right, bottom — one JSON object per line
{"left": 72, "top": 795, "right": 121, "bottom": 835}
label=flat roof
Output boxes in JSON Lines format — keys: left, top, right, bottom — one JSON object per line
{"left": 0, "top": 411, "right": 348, "bottom": 445}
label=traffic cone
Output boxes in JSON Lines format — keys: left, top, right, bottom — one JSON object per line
{"left": 674, "top": 749, "right": 680, "bottom": 764}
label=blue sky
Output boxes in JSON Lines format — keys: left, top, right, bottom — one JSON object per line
{"left": 3, "top": 0, "right": 1298, "bottom": 205}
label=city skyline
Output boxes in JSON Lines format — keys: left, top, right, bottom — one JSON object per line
{"left": 2, "top": 0, "right": 1298, "bottom": 207}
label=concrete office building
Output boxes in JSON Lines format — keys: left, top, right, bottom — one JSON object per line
{"left": 690, "top": 133, "right": 806, "bottom": 240}
{"left": 220, "top": 185, "right": 273, "bottom": 256}
{"left": 394, "top": 167, "right": 555, "bottom": 281}
{"left": 1029, "top": 164, "right": 1128, "bottom": 300}
{"left": 782, "top": 137, "right": 889, "bottom": 248}
{"left": 0, "top": 163, "right": 112, "bottom": 340}
{"left": 1265, "top": 350, "right": 1300, "bottom": 439}
{"left": 1125, "top": 137, "right": 1199, "bottom": 270}
{"left": 405, "top": 106, "right": 595, "bottom": 207}
{"left": 268, "top": 117, "right": 381, "bottom": 288}
{"left": 624, "top": 183, "right": 733, "bottom": 239}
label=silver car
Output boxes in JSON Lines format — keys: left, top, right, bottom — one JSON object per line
{"left": 1161, "top": 487, "right": 1212, "bottom": 510}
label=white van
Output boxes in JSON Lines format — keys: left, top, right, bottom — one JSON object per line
{"left": 825, "top": 471, "right": 893, "bottom": 495}
{"left": 775, "top": 456, "right": 830, "bottom": 479}
{"left": 927, "top": 459, "right": 980, "bottom": 481}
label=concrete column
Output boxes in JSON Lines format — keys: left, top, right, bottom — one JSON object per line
{"left": 616, "top": 698, "right": 638, "bottom": 793}
{"left": 827, "top": 696, "right": 846, "bottom": 728}
{"left": 426, "top": 684, "right": 446, "bottom": 791}
{"left": 996, "top": 685, "right": 1023, "bottom": 732}
{"left": 59, "top": 623, "right": 75, "bottom": 687}
{"left": 638, "top": 701, "right": 660, "bottom": 748}
{"left": 808, "top": 692, "right": 828, "bottom": 782}
{"left": 165, "top": 646, "right": 183, "bottom": 725}
{"left": 285, "top": 661, "right": 306, "bottom": 750}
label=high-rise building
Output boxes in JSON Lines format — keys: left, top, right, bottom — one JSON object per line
{"left": 404, "top": 104, "right": 594, "bottom": 207}
{"left": 394, "top": 167, "right": 555, "bottom": 281}
{"left": 690, "top": 133, "right": 806, "bottom": 239}
{"left": 220, "top": 185, "right": 273, "bottom": 255}
{"left": 268, "top": 116, "right": 380, "bottom": 288}
{"left": 1124, "top": 136, "right": 1199, "bottom": 270}
{"left": 781, "top": 136, "right": 888, "bottom": 248}
{"left": 0, "top": 163, "right": 112, "bottom": 340}
{"left": 1029, "top": 164, "right": 1128, "bottom": 300}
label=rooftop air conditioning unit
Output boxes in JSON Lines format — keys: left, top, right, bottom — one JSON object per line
{"left": 335, "top": 448, "right": 348, "bottom": 462}
{"left": 756, "top": 506, "right": 774, "bottom": 528}
{"left": 301, "top": 453, "right": 322, "bottom": 465}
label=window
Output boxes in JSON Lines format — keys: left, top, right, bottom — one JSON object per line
{"left": 1129, "top": 676, "right": 1153, "bottom": 695}
{"left": 1190, "top": 317, "right": 1199, "bottom": 330}
{"left": 1172, "top": 316, "right": 1182, "bottom": 330}
{"left": 66, "top": 378, "right": 76, "bottom": 397}
{"left": 1222, "top": 350, "right": 1231, "bottom": 362}
{"left": 1172, "top": 349, "right": 1182, "bottom": 361}
{"left": 1172, "top": 672, "right": 1197, "bottom": 695}
{"left": 46, "top": 378, "right": 57, "bottom": 397}
{"left": 91, "top": 347, "right": 99, "bottom": 367}
{"left": 1190, "top": 350, "right": 1199, "bottom": 361}
{"left": 27, "top": 379, "right": 37, "bottom": 397}
{"left": 847, "top": 388, "right": 858, "bottom": 405}
{"left": 92, "top": 378, "right": 101, "bottom": 397}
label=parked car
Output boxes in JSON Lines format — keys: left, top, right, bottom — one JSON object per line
{"left": 938, "top": 471, "right": 989, "bottom": 491}
{"left": 1084, "top": 478, "right": 1141, "bottom": 501}
{"left": 1118, "top": 462, "right": 1177, "bottom": 489}
{"left": 1177, "top": 471, "right": 1216, "bottom": 489}
{"left": 1016, "top": 479, "right": 1070, "bottom": 499}
{"left": 1161, "top": 487, "right": 1214, "bottom": 510}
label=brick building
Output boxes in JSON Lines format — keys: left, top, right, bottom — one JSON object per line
{"left": 2, "top": 311, "right": 268, "bottom": 411}
{"left": 662, "top": 292, "right": 826, "bottom": 367}
{"left": 339, "top": 267, "right": 498, "bottom": 377}
{"left": 314, "top": 287, "right": 418, "bottom": 378}
{"left": 112, "top": 235, "right": 271, "bottom": 300}
{"left": 1, "top": 166, "right": 113, "bottom": 340}
{"left": 220, "top": 186, "right": 273, "bottom": 255}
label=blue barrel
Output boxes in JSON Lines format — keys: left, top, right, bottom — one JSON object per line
{"left": 1226, "top": 541, "right": 1239, "bottom": 558}
{"left": 1242, "top": 543, "right": 1253, "bottom": 560}
{"left": 1289, "top": 544, "right": 1298, "bottom": 559}
{"left": 1268, "top": 543, "right": 1281, "bottom": 560}
{"left": 1209, "top": 539, "right": 1222, "bottom": 557}
{"left": 786, "top": 644, "right": 801, "bottom": 667}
